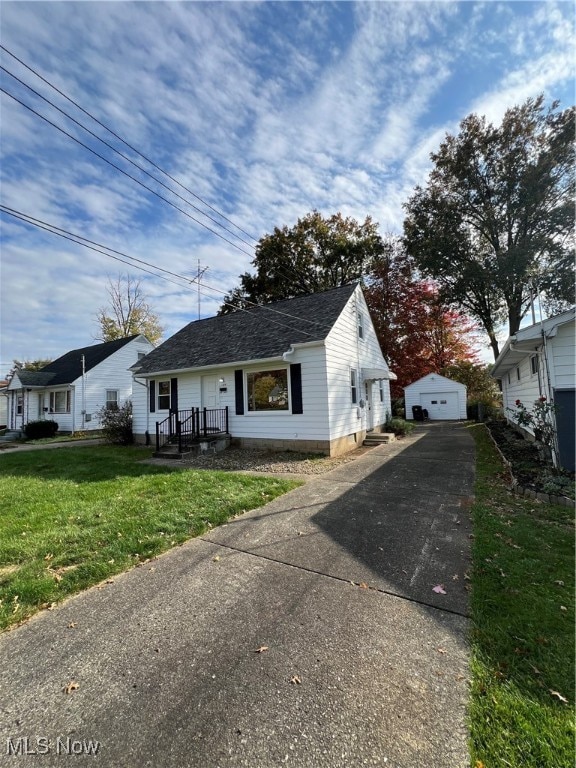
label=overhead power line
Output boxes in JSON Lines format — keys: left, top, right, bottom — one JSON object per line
{"left": 1, "top": 87, "right": 254, "bottom": 258}
{"left": 0, "top": 44, "right": 258, "bottom": 244}
{"left": 1, "top": 65, "right": 255, "bottom": 251}
{"left": 0, "top": 206, "right": 333, "bottom": 337}
{"left": 0, "top": 206, "right": 198, "bottom": 290}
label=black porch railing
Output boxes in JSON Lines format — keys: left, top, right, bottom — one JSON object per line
{"left": 155, "top": 407, "right": 229, "bottom": 453}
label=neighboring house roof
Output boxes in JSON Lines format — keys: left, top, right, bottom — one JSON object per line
{"left": 10, "top": 335, "right": 143, "bottom": 388}
{"left": 134, "top": 284, "right": 359, "bottom": 376}
{"left": 491, "top": 307, "right": 575, "bottom": 379}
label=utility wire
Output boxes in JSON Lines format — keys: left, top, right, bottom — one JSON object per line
{"left": 1, "top": 65, "right": 256, "bottom": 251}
{"left": 1, "top": 207, "right": 196, "bottom": 290}
{"left": 0, "top": 44, "right": 258, "bottom": 244}
{"left": 1, "top": 206, "right": 329, "bottom": 337}
{"left": 1, "top": 87, "right": 254, "bottom": 258}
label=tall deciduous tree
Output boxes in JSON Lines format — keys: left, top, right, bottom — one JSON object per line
{"left": 364, "top": 238, "right": 480, "bottom": 399}
{"left": 403, "top": 96, "right": 575, "bottom": 360}
{"left": 219, "top": 210, "right": 384, "bottom": 312}
{"left": 96, "top": 274, "right": 163, "bottom": 345}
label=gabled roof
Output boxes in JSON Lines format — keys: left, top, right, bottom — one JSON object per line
{"left": 11, "top": 336, "right": 142, "bottom": 388}
{"left": 134, "top": 284, "right": 358, "bottom": 376}
{"left": 491, "top": 307, "right": 575, "bottom": 379}
{"left": 404, "top": 372, "right": 465, "bottom": 390}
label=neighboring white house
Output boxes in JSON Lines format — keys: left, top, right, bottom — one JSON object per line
{"left": 0, "top": 380, "right": 8, "bottom": 428}
{"left": 491, "top": 308, "right": 575, "bottom": 472}
{"left": 6, "top": 335, "right": 154, "bottom": 433}
{"left": 404, "top": 373, "right": 467, "bottom": 421}
{"left": 131, "top": 284, "right": 396, "bottom": 456}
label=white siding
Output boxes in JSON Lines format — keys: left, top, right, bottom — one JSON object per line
{"left": 7, "top": 337, "right": 154, "bottom": 433}
{"left": 135, "top": 346, "right": 332, "bottom": 443}
{"left": 324, "top": 286, "right": 393, "bottom": 440}
{"left": 133, "top": 286, "right": 394, "bottom": 447}
{"left": 404, "top": 374, "right": 467, "bottom": 420}
{"left": 550, "top": 321, "right": 576, "bottom": 390}
{"left": 501, "top": 319, "right": 575, "bottom": 435}
{"left": 500, "top": 352, "right": 542, "bottom": 432}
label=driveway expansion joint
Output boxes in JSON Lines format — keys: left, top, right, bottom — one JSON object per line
{"left": 200, "top": 537, "right": 471, "bottom": 620}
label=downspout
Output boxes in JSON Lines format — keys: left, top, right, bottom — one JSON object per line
{"left": 540, "top": 328, "right": 559, "bottom": 467}
{"left": 70, "top": 385, "right": 75, "bottom": 434}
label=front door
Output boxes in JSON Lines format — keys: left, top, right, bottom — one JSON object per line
{"left": 201, "top": 375, "right": 220, "bottom": 409}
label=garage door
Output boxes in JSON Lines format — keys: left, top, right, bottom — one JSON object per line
{"left": 420, "top": 391, "right": 459, "bottom": 420}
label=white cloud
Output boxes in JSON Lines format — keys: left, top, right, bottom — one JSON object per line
{"left": 1, "top": 0, "right": 574, "bottom": 376}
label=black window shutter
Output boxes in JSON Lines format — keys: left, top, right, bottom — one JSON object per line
{"left": 290, "top": 363, "right": 303, "bottom": 414}
{"left": 149, "top": 380, "right": 156, "bottom": 413}
{"left": 234, "top": 369, "right": 244, "bottom": 415}
{"left": 170, "top": 378, "right": 178, "bottom": 413}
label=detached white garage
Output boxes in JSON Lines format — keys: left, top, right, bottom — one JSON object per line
{"left": 404, "top": 373, "right": 467, "bottom": 421}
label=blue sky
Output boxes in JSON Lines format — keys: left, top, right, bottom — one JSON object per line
{"left": 1, "top": 1, "right": 574, "bottom": 377}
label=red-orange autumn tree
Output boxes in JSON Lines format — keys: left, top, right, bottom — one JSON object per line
{"left": 364, "top": 237, "right": 480, "bottom": 400}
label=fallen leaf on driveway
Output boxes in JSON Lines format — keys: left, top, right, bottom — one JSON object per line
{"left": 290, "top": 675, "right": 302, "bottom": 685}
{"left": 63, "top": 681, "right": 79, "bottom": 694}
{"left": 212, "top": 556, "right": 221, "bottom": 562}
{"left": 359, "top": 582, "right": 368, "bottom": 589}
{"left": 254, "top": 646, "right": 269, "bottom": 653}
{"left": 436, "top": 648, "right": 447, "bottom": 654}
{"left": 432, "top": 585, "right": 447, "bottom": 594}
{"left": 67, "top": 622, "right": 77, "bottom": 629}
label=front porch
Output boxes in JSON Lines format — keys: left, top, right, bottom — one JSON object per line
{"left": 154, "top": 407, "right": 230, "bottom": 459}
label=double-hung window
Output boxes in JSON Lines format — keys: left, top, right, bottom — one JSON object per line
{"left": 49, "top": 390, "right": 71, "bottom": 413}
{"left": 357, "top": 312, "right": 364, "bottom": 340}
{"left": 158, "top": 381, "right": 171, "bottom": 410}
{"left": 350, "top": 369, "right": 358, "bottom": 404}
{"left": 106, "top": 390, "right": 119, "bottom": 410}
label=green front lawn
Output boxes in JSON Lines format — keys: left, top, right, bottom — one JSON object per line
{"left": 469, "top": 424, "right": 575, "bottom": 768}
{"left": 0, "top": 445, "right": 300, "bottom": 631}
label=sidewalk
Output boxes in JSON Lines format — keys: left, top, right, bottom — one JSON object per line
{"left": 0, "top": 423, "right": 475, "bottom": 767}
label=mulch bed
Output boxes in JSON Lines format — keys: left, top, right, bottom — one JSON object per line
{"left": 485, "top": 420, "right": 574, "bottom": 505}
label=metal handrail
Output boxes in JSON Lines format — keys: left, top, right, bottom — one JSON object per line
{"left": 156, "top": 407, "right": 229, "bottom": 453}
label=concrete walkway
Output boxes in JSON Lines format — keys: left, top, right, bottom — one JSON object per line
{"left": 0, "top": 423, "right": 475, "bottom": 767}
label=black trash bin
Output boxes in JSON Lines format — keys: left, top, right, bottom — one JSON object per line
{"left": 412, "top": 405, "right": 424, "bottom": 422}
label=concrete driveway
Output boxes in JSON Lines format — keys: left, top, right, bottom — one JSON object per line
{"left": 0, "top": 422, "right": 475, "bottom": 767}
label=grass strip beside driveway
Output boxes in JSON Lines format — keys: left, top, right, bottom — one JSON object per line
{"left": 0, "top": 445, "right": 301, "bottom": 631}
{"left": 468, "top": 424, "right": 574, "bottom": 768}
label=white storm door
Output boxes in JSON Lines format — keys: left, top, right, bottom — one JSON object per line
{"left": 201, "top": 375, "right": 220, "bottom": 409}
{"left": 365, "top": 382, "right": 374, "bottom": 430}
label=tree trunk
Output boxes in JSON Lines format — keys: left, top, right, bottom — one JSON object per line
{"left": 489, "top": 332, "right": 500, "bottom": 361}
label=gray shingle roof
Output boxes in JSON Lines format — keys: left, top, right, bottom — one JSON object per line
{"left": 14, "top": 336, "right": 140, "bottom": 387}
{"left": 135, "top": 284, "right": 357, "bottom": 375}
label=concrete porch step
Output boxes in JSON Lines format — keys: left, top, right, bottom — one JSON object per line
{"left": 363, "top": 432, "right": 396, "bottom": 446}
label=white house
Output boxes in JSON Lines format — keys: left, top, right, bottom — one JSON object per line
{"left": 404, "top": 373, "right": 467, "bottom": 421}
{"left": 6, "top": 335, "right": 154, "bottom": 434}
{"left": 491, "top": 308, "right": 575, "bottom": 472}
{"left": 0, "top": 380, "right": 8, "bottom": 428}
{"left": 131, "top": 284, "right": 396, "bottom": 456}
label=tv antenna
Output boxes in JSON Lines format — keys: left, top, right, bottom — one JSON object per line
{"left": 197, "top": 259, "right": 209, "bottom": 319}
